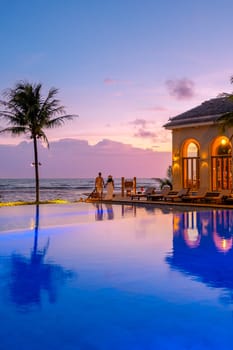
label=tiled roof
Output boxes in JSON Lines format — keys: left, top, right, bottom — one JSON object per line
{"left": 164, "top": 97, "right": 233, "bottom": 129}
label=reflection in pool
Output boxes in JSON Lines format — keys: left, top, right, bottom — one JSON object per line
{"left": 7, "top": 205, "right": 73, "bottom": 311}
{"left": 1, "top": 203, "right": 233, "bottom": 349}
{"left": 167, "top": 210, "right": 233, "bottom": 301}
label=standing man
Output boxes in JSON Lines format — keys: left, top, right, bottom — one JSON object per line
{"left": 95, "top": 172, "right": 105, "bottom": 199}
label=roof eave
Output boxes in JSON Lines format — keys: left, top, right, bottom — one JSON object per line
{"left": 164, "top": 120, "right": 216, "bottom": 130}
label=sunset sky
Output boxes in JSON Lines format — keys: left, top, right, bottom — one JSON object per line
{"left": 1, "top": 0, "right": 233, "bottom": 177}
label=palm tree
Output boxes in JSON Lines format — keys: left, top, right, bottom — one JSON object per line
{"left": 217, "top": 76, "right": 233, "bottom": 132}
{"left": 153, "top": 165, "right": 173, "bottom": 190}
{"left": 0, "top": 81, "right": 77, "bottom": 203}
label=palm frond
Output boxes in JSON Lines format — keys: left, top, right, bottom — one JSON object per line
{"left": 217, "top": 112, "right": 233, "bottom": 132}
{"left": 153, "top": 177, "right": 172, "bottom": 190}
{"left": 0, "top": 126, "right": 29, "bottom": 135}
{"left": 37, "top": 130, "right": 49, "bottom": 148}
{"left": 45, "top": 114, "right": 78, "bottom": 129}
{"left": 0, "top": 80, "right": 77, "bottom": 204}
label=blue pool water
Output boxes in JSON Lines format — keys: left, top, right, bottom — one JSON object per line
{"left": 1, "top": 203, "right": 233, "bottom": 349}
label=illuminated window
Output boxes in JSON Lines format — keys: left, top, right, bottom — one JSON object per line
{"left": 182, "top": 141, "right": 200, "bottom": 190}
{"left": 211, "top": 137, "right": 232, "bottom": 190}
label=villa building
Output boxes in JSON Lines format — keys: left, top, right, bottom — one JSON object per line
{"left": 164, "top": 97, "right": 233, "bottom": 191}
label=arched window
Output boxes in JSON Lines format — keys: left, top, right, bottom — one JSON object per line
{"left": 187, "top": 142, "right": 199, "bottom": 157}
{"left": 211, "top": 137, "right": 232, "bottom": 190}
{"left": 182, "top": 141, "right": 200, "bottom": 190}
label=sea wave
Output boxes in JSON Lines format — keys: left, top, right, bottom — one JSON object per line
{"left": 0, "top": 178, "right": 158, "bottom": 202}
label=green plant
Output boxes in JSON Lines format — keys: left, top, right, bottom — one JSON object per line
{"left": 153, "top": 165, "right": 172, "bottom": 190}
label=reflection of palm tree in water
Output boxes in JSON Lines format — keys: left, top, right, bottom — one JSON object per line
{"left": 9, "top": 205, "right": 73, "bottom": 310}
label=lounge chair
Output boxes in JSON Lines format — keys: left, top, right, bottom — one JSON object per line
{"left": 164, "top": 188, "right": 190, "bottom": 202}
{"left": 182, "top": 188, "right": 208, "bottom": 203}
{"left": 203, "top": 189, "right": 231, "bottom": 204}
{"left": 219, "top": 189, "right": 232, "bottom": 202}
{"left": 147, "top": 186, "right": 172, "bottom": 201}
{"left": 224, "top": 191, "right": 233, "bottom": 204}
{"left": 131, "top": 187, "right": 156, "bottom": 200}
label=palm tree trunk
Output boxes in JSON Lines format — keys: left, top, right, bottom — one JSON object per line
{"left": 33, "top": 136, "right": 40, "bottom": 203}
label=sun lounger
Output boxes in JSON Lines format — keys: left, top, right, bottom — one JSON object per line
{"left": 131, "top": 187, "right": 156, "bottom": 200}
{"left": 164, "top": 188, "right": 189, "bottom": 202}
{"left": 203, "top": 189, "right": 231, "bottom": 204}
{"left": 182, "top": 188, "right": 208, "bottom": 203}
{"left": 147, "top": 186, "right": 171, "bottom": 201}
{"left": 224, "top": 192, "right": 233, "bottom": 204}
{"left": 220, "top": 189, "right": 232, "bottom": 202}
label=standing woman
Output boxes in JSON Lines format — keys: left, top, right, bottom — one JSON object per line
{"left": 105, "top": 175, "right": 114, "bottom": 200}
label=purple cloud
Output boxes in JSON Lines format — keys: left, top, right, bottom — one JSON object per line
{"left": 0, "top": 138, "right": 171, "bottom": 178}
{"left": 130, "top": 118, "right": 149, "bottom": 128}
{"left": 134, "top": 128, "right": 157, "bottom": 138}
{"left": 134, "top": 127, "right": 171, "bottom": 145}
{"left": 165, "top": 78, "right": 195, "bottom": 99}
{"left": 130, "top": 119, "right": 166, "bottom": 142}
{"left": 104, "top": 78, "right": 117, "bottom": 85}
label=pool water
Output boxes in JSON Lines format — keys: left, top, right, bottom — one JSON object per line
{"left": 0, "top": 203, "right": 233, "bottom": 349}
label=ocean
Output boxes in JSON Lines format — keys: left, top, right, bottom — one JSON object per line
{"left": 0, "top": 178, "right": 158, "bottom": 202}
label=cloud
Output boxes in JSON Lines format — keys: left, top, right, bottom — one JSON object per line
{"left": 0, "top": 138, "right": 171, "bottom": 178}
{"left": 165, "top": 78, "right": 195, "bottom": 100}
{"left": 103, "top": 78, "right": 118, "bottom": 85}
{"left": 134, "top": 128, "right": 171, "bottom": 144}
{"left": 129, "top": 118, "right": 171, "bottom": 145}
{"left": 134, "top": 128, "right": 157, "bottom": 138}
{"left": 130, "top": 118, "right": 150, "bottom": 128}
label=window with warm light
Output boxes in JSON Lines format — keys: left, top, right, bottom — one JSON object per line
{"left": 182, "top": 141, "right": 200, "bottom": 190}
{"left": 211, "top": 137, "right": 232, "bottom": 190}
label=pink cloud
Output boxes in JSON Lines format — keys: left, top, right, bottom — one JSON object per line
{"left": 104, "top": 78, "right": 117, "bottom": 85}
{"left": 165, "top": 78, "right": 195, "bottom": 100}
{"left": 134, "top": 128, "right": 157, "bottom": 138}
{"left": 134, "top": 128, "right": 171, "bottom": 144}
{"left": 0, "top": 138, "right": 171, "bottom": 178}
{"left": 130, "top": 118, "right": 149, "bottom": 128}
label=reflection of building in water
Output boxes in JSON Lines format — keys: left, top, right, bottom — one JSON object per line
{"left": 173, "top": 210, "right": 233, "bottom": 253}
{"left": 167, "top": 210, "right": 233, "bottom": 303}
{"left": 212, "top": 210, "right": 233, "bottom": 252}
{"left": 183, "top": 211, "right": 200, "bottom": 248}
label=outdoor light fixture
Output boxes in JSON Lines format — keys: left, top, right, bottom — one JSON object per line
{"left": 31, "top": 162, "right": 42, "bottom": 166}
{"left": 221, "top": 138, "right": 227, "bottom": 145}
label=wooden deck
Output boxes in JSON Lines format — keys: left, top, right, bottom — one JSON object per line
{"left": 85, "top": 192, "right": 233, "bottom": 210}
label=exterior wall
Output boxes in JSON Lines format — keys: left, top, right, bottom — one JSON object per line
{"left": 171, "top": 124, "right": 233, "bottom": 191}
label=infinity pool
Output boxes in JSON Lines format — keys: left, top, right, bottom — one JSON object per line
{"left": 1, "top": 203, "right": 233, "bottom": 349}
